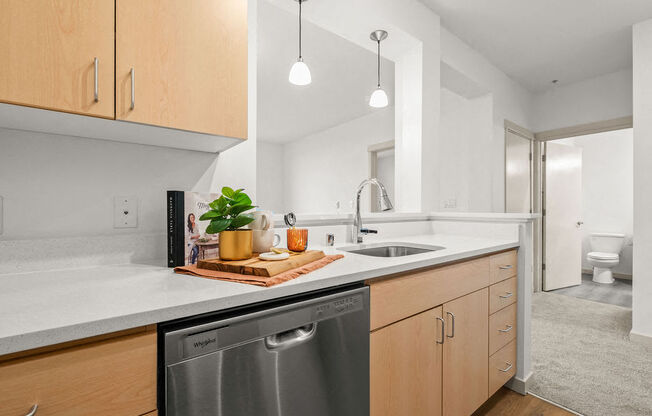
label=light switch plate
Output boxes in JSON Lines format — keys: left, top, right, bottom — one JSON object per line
{"left": 113, "top": 196, "right": 138, "bottom": 228}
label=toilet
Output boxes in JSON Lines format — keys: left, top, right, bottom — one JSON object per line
{"left": 586, "top": 233, "right": 625, "bottom": 284}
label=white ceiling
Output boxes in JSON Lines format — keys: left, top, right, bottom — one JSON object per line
{"left": 421, "top": 0, "right": 652, "bottom": 92}
{"left": 257, "top": 0, "right": 394, "bottom": 143}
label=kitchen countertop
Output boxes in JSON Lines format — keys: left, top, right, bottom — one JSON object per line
{"left": 0, "top": 233, "right": 518, "bottom": 355}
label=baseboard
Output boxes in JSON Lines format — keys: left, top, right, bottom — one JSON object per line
{"left": 505, "top": 371, "right": 532, "bottom": 395}
{"left": 630, "top": 330, "right": 652, "bottom": 347}
{"left": 581, "top": 268, "right": 632, "bottom": 280}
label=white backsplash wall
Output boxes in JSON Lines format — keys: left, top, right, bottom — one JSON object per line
{"left": 557, "top": 129, "right": 634, "bottom": 276}
{"left": 256, "top": 141, "right": 285, "bottom": 214}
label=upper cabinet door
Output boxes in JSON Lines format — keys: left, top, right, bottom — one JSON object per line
{"left": 116, "top": 0, "right": 248, "bottom": 139}
{"left": 442, "top": 289, "right": 489, "bottom": 416}
{"left": 0, "top": 0, "right": 115, "bottom": 118}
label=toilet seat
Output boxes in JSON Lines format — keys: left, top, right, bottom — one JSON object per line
{"left": 587, "top": 252, "right": 619, "bottom": 261}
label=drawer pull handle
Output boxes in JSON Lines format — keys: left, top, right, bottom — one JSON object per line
{"left": 499, "top": 292, "right": 513, "bottom": 299}
{"left": 499, "top": 362, "right": 513, "bottom": 372}
{"left": 498, "top": 324, "right": 513, "bottom": 333}
{"left": 446, "top": 311, "right": 455, "bottom": 338}
{"left": 436, "top": 316, "right": 445, "bottom": 344}
{"left": 25, "top": 404, "right": 38, "bottom": 416}
{"left": 93, "top": 57, "right": 99, "bottom": 102}
{"left": 499, "top": 265, "right": 513, "bottom": 270}
{"left": 130, "top": 67, "right": 135, "bottom": 110}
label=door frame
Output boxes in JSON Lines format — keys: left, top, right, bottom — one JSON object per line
{"left": 532, "top": 116, "right": 633, "bottom": 291}
{"left": 368, "top": 140, "right": 395, "bottom": 212}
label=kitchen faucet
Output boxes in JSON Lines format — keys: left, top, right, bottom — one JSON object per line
{"left": 353, "top": 178, "right": 393, "bottom": 243}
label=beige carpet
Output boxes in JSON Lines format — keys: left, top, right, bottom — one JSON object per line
{"left": 530, "top": 292, "right": 652, "bottom": 416}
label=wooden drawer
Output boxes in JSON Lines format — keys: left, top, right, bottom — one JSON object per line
{"left": 489, "top": 339, "right": 517, "bottom": 396}
{"left": 0, "top": 329, "right": 157, "bottom": 416}
{"left": 490, "top": 250, "right": 517, "bottom": 284}
{"left": 368, "top": 257, "right": 490, "bottom": 330}
{"left": 489, "top": 303, "right": 517, "bottom": 355}
{"left": 489, "top": 277, "right": 517, "bottom": 314}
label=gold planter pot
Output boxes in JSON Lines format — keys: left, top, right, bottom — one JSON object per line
{"left": 219, "top": 229, "right": 253, "bottom": 260}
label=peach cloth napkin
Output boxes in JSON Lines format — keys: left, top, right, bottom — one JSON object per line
{"left": 174, "top": 254, "right": 345, "bottom": 287}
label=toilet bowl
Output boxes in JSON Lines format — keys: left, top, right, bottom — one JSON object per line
{"left": 586, "top": 233, "right": 625, "bottom": 284}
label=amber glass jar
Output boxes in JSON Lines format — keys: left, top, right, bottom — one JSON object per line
{"left": 287, "top": 228, "right": 308, "bottom": 252}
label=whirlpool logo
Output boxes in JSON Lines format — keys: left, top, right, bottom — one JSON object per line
{"left": 193, "top": 337, "right": 216, "bottom": 349}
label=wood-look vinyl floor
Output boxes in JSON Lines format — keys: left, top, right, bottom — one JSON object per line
{"left": 473, "top": 388, "right": 576, "bottom": 416}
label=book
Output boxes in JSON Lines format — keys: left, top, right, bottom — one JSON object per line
{"left": 167, "top": 191, "right": 220, "bottom": 267}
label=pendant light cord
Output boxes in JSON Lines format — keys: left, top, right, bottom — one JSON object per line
{"left": 298, "top": 0, "right": 303, "bottom": 59}
{"left": 377, "top": 40, "right": 381, "bottom": 87}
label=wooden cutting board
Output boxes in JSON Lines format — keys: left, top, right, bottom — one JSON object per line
{"left": 197, "top": 250, "right": 326, "bottom": 277}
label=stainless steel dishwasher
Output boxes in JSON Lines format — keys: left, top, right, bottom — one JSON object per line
{"left": 160, "top": 285, "right": 369, "bottom": 416}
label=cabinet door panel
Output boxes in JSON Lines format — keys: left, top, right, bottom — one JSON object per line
{"left": 116, "top": 0, "right": 248, "bottom": 139}
{"left": 0, "top": 0, "right": 114, "bottom": 117}
{"left": 371, "top": 307, "right": 443, "bottom": 416}
{"left": 443, "top": 289, "right": 489, "bottom": 416}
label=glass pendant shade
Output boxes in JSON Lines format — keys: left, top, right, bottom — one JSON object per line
{"left": 289, "top": 59, "right": 311, "bottom": 86}
{"left": 369, "top": 87, "right": 389, "bottom": 108}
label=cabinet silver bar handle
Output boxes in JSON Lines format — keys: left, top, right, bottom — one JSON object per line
{"left": 499, "top": 362, "right": 513, "bottom": 372}
{"left": 130, "top": 68, "right": 135, "bottom": 110}
{"left": 446, "top": 311, "right": 455, "bottom": 338}
{"left": 499, "top": 265, "right": 513, "bottom": 270}
{"left": 25, "top": 404, "right": 38, "bottom": 416}
{"left": 436, "top": 316, "right": 445, "bottom": 345}
{"left": 499, "top": 292, "right": 513, "bottom": 299}
{"left": 498, "top": 324, "right": 513, "bottom": 333}
{"left": 93, "top": 57, "right": 99, "bottom": 102}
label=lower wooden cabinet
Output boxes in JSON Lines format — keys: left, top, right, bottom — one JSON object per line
{"left": 371, "top": 307, "right": 443, "bottom": 416}
{"left": 0, "top": 327, "right": 157, "bottom": 416}
{"left": 442, "top": 289, "right": 489, "bottom": 416}
{"left": 368, "top": 249, "right": 518, "bottom": 416}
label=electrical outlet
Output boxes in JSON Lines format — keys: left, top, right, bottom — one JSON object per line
{"left": 0, "top": 195, "right": 3, "bottom": 235}
{"left": 113, "top": 196, "right": 138, "bottom": 228}
{"left": 444, "top": 198, "right": 457, "bottom": 209}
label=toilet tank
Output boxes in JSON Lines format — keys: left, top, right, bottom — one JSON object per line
{"left": 590, "top": 233, "right": 625, "bottom": 253}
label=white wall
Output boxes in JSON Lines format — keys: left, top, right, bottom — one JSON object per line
{"left": 258, "top": 107, "right": 395, "bottom": 214}
{"left": 256, "top": 141, "right": 285, "bottom": 214}
{"left": 632, "top": 20, "right": 652, "bottom": 340}
{"left": 558, "top": 129, "right": 633, "bottom": 276}
{"left": 532, "top": 69, "right": 633, "bottom": 132}
{"left": 438, "top": 88, "right": 495, "bottom": 212}
{"left": 440, "top": 27, "right": 536, "bottom": 213}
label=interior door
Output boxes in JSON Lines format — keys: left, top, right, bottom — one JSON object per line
{"left": 505, "top": 130, "right": 533, "bottom": 213}
{"left": 442, "top": 289, "right": 488, "bottom": 416}
{"left": 116, "top": 0, "right": 248, "bottom": 138}
{"left": 370, "top": 307, "right": 442, "bottom": 416}
{"left": 0, "top": 0, "right": 115, "bottom": 118}
{"left": 544, "top": 142, "right": 583, "bottom": 290}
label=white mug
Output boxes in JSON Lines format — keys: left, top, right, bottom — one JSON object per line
{"left": 250, "top": 210, "right": 273, "bottom": 230}
{"left": 253, "top": 229, "right": 281, "bottom": 253}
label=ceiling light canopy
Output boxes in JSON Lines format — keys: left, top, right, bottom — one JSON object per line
{"left": 289, "top": 0, "right": 311, "bottom": 86}
{"left": 369, "top": 30, "right": 388, "bottom": 108}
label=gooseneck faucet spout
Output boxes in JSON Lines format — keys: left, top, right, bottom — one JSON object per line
{"left": 353, "top": 178, "right": 393, "bottom": 243}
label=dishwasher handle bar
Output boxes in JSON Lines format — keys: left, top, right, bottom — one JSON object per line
{"left": 265, "top": 323, "right": 317, "bottom": 349}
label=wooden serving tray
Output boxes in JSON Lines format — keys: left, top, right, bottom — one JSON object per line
{"left": 197, "top": 250, "right": 326, "bottom": 277}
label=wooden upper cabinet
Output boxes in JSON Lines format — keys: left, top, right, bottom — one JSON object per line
{"left": 0, "top": 0, "right": 114, "bottom": 118}
{"left": 116, "top": 0, "right": 248, "bottom": 139}
{"left": 442, "top": 289, "right": 489, "bottom": 416}
{"left": 371, "top": 307, "right": 443, "bottom": 416}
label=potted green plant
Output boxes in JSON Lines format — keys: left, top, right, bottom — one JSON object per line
{"left": 200, "top": 187, "right": 256, "bottom": 260}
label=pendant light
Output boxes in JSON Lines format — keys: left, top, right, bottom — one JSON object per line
{"left": 369, "top": 30, "right": 389, "bottom": 108}
{"left": 289, "top": 0, "right": 311, "bottom": 86}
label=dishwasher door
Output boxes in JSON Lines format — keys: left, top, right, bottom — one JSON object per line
{"left": 162, "top": 286, "right": 369, "bottom": 416}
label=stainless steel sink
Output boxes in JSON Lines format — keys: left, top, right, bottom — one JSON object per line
{"left": 339, "top": 242, "right": 445, "bottom": 257}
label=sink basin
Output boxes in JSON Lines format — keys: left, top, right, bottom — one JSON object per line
{"left": 339, "top": 242, "right": 445, "bottom": 257}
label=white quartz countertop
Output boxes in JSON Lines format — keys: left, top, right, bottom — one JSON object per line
{"left": 0, "top": 234, "right": 518, "bottom": 355}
